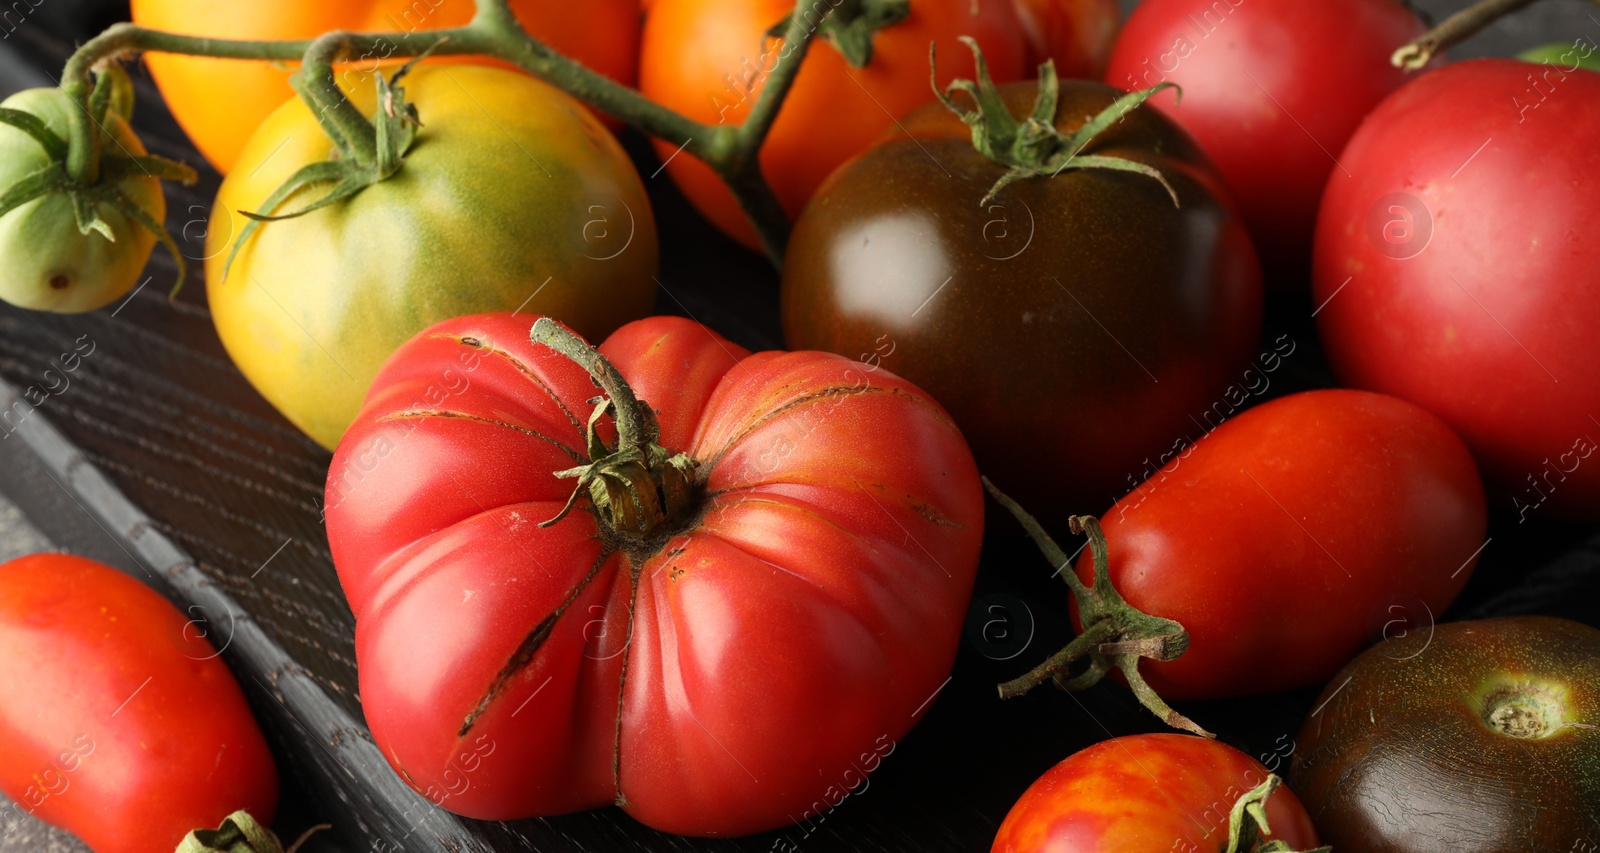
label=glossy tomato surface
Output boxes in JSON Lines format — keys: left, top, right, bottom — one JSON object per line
{"left": 324, "top": 313, "right": 983, "bottom": 835}
{"left": 782, "top": 79, "right": 1261, "bottom": 522}
{"left": 1292, "top": 616, "right": 1600, "bottom": 853}
{"left": 1014, "top": 0, "right": 1121, "bottom": 80}
{"left": 1105, "top": 0, "right": 1425, "bottom": 281}
{"left": 1081, "top": 389, "right": 1487, "bottom": 699}
{"left": 1313, "top": 59, "right": 1600, "bottom": 519}
{"left": 640, "top": 0, "right": 1026, "bottom": 250}
{"left": 993, "top": 734, "right": 1320, "bottom": 852}
{"left": 131, "top": 0, "right": 641, "bottom": 173}
{"left": 207, "top": 65, "right": 657, "bottom": 451}
{"left": 0, "top": 555, "right": 278, "bottom": 853}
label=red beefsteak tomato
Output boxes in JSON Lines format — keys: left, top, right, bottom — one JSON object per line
{"left": 324, "top": 313, "right": 983, "bottom": 835}
{"left": 1313, "top": 59, "right": 1600, "bottom": 519}
{"left": 0, "top": 555, "right": 278, "bottom": 853}
{"left": 1078, "top": 389, "right": 1486, "bottom": 699}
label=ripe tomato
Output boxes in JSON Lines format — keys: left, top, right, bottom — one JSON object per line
{"left": 781, "top": 76, "right": 1261, "bottom": 522}
{"left": 0, "top": 87, "right": 162, "bottom": 314}
{"left": 1105, "top": 0, "right": 1425, "bottom": 282}
{"left": 0, "top": 554, "right": 278, "bottom": 853}
{"left": 1293, "top": 616, "right": 1600, "bottom": 853}
{"left": 1014, "top": 0, "right": 1121, "bottom": 80}
{"left": 130, "top": 0, "right": 641, "bottom": 174}
{"left": 324, "top": 313, "right": 983, "bottom": 835}
{"left": 639, "top": 0, "right": 1026, "bottom": 251}
{"left": 1313, "top": 59, "right": 1600, "bottom": 519}
{"left": 207, "top": 65, "right": 657, "bottom": 451}
{"left": 993, "top": 734, "right": 1320, "bottom": 852}
{"left": 1081, "top": 390, "right": 1486, "bottom": 699}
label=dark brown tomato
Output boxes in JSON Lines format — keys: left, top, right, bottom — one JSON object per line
{"left": 780, "top": 80, "right": 1261, "bottom": 521}
{"left": 1291, "top": 616, "right": 1600, "bottom": 853}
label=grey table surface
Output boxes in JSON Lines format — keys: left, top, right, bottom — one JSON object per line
{"left": 0, "top": 0, "right": 1592, "bottom": 850}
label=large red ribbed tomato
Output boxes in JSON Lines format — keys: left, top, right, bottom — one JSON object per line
{"left": 324, "top": 313, "right": 983, "bottom": 835}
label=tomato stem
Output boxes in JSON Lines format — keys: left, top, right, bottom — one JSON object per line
{"left": 931, "top": 38, "right": 1181, "bottom": 207}
{"left": 530, "top": 318, "right": 700, "bottom": 541}
{"left": 985, "top": 477, "right": 1213, "bottom": 738}
{"left": 1222, "top": 775, "right": 1332, "bottom": 853}
{"left": 174, "top": 809, "right": 300, "bottom": 853}
{"left": 1392, "top": 0, "right": 1542, "bottom": 69}
{"left": 54, "top": 0, "right": 841, "bottom": 270}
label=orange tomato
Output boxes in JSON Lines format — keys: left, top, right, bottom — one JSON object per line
{"left": 639, "top": 0, "right": 1026, "bottom": 251}
{"left": 1013, "top": 0, "right": 1121, "bottom": 79}
{"left": 130, "top": 0, "right": 641, "bottom": 174}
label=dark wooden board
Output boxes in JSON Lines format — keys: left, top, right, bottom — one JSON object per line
{"left": 2, "top": 3, "right": 1599, "bottom": 851}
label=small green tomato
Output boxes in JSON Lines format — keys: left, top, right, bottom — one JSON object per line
{"left": 0, "top": 87, "right": 164, "bottom": 313}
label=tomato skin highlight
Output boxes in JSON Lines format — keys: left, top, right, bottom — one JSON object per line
{"left": 993, "top": 733, "right": 1320, "bottom": 852}
{"left": 639, "top": 0, "right": 1027, "bottom": 250}
{"left": 1105, "top": 0, "right": 1425, "bottom": 282}
{"left": 1292, "top": 616, "right": 1600, "bottom": 853}
{"left": 0, "top": 555, "right": 278, "bottom": 853}
{"left": 1082, "top": 389, "right": 1487, "bottom": 700}
{"left": 130, "top": 0, "right": 641, "bottom": 173}
{"left": 325, "top": 313, "right": 983, "bottom": 836}
{"left": 207, "top": 65, "right": 657, "bottom": 451}
{"left": 1313, "top": 59, "right": 1600, "bottom": 519}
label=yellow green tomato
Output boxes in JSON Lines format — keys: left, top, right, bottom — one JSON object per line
{"left": 206, "top": 64, "right": 658, "bottom": 450}
{"left": 0, "top": 87, "right": 163, "bottom": 313}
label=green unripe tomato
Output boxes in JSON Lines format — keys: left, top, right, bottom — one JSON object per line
{"left": 0, "top": 87, "right": 164, "bottom": 313}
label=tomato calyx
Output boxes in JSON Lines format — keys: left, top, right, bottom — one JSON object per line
{"left": 931, "top": 37, "right": 1181, "bottom": 206}
{"left": 1223, "top": 775, "right": 1332, "bottom": 853}
{"left": 985, "top": 478, "right": 1211, "bottom": 737}
{"left": 221, "top": 51, "right": 430, "bottom": 283}
{"left": 0, "top": 67, "right": 196, "bottom": 296}
{"left": 531, "top": 318, "right": 701, "bottom": 546}
{"left": 176, "top": 810, "right": 328, "bottom": 853}
{"left": 765, "top": 0, "right": 910, "bottom": 68}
